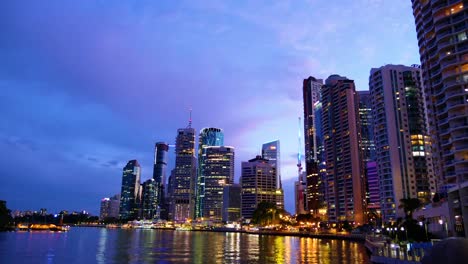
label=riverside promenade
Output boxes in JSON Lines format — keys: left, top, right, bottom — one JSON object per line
{"left": 365, "top": 235, "right": 435, "bottom": 264}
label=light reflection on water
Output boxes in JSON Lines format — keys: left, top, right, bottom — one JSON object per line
{"left": 0, "top": 228, "right": 370, "bottom": 263}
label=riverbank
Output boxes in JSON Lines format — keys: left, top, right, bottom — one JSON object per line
{"left": 176, "top": 227, "right": 366, "bottom": 242}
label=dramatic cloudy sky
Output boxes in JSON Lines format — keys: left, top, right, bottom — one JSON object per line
{"left": 1, "top": 0, "right": 420, "bottom": 214}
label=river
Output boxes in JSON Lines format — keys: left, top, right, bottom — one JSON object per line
{"left": 0, "top": 228, "right": 370, "bottom": 263}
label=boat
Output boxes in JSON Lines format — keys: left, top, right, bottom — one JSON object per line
{"left": 17, "top": 223, "right": 70, "bottom": 232}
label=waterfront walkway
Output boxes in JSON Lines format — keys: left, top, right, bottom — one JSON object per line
{"left": 365, "top": 236, "right": 434, "bottom": 264}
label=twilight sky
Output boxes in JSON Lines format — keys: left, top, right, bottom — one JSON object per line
{"left": 1, "top": 0, "right": 420, "bottom": 214}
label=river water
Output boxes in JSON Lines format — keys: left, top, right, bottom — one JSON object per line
{"left": 0, "top": 228, "right": 370, "bottom": 263}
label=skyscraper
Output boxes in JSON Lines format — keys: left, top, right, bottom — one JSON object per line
{"left": 321, "top": 75, "right": 366, "bottom": 224}
{"left": 196, "top": 127, "right": 224, "bottom": 219}
{"left": 302, "top": 76, "right": 324, "bottom": 214}
{"left": 358, "top": 91, "right": 380, "bottom": 217}
{"left": 100, "top": 194, "right": 120, "bottom": 220}
{"left": 370, "top": 64, "right": 436, "bottom": 222}
{"left": 357, "top": 91, "right": 376, "bottom": 162}
{"left": 262, "top": 140, "right": 284, "bottom": 209}
{"left": 314, "top": 100, "right": 328, "bottom": 215}
{"left": 241, "top": 156, "right": 277, "bottom": 220}
{"left": 153, "top": 142, "right": 169, "bottom": 219}
{"left": 119, "top": 160, "right": 141, "bottom": 221}
{"left": 411, "top": 0, "right": 468, "bottom": 237}
{"left": 197, "top": 146, "right": 234, "bottom": 221}
{"left": 141, "top": 179, "right": 158, "bottom": 219}
{"left": 294, "top": 171, "right": 307, "bottom": 215}
{"left": 153, "top": 142, "right": 169, "bottom": 204}
{"left": 172, "top": 126, "right": 197, "bottom": 222}
{"left": 100, "top": 198, "right": 111, "bottom": 220}
{"left": 223, "top": 184, "right": 241, "bottom": 222}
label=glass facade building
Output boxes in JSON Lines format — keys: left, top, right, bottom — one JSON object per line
{"left": 119, "top": 160, "right": 141, "bottom": 221}
{"left": 302, "top": 76, "right": 324, "bottom": 214}
{"left": 223, "top": 184, "right": 241, "bottom": 222}
{"left": 196, "top": 127, "right": 224, "bottom": 219}
{"left": 153, "top": 142, "right": 169, "bottom": 219}
{"left": 199, "top": 146, "right": 234, "bottom": 221}
{"left": 262, "top": 140, "right": 284, "bottom": 210}
{"left": 172, "top": 127, "right": 197, "bottom": 222}
{"left": 142, "top": 179, "right": 158, "bottom": 219}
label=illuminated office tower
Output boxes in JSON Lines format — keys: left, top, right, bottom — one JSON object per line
{"left": 262, "top": 140, "right": 284, "bottom": 209}
{"left": 141, "top": 179, "right": 158, "bottom": 219}
{"left": 196, "top": 127, "right": 224, "bottom": 219}
{"left": 172, "top": 125, "right": 197, "bottom": 222}
{"left": 358, "top": 91, "right": 376, "bottom": 162}
{"left": 411, "top": 0, "right": 468, "bottom": 236}
{"left": 119, "top": 160, "right": 141, "bottom": 221}
{"left": 321, "top": 75, "right": 366, "bottom": 224}
{"left": 370, "top": 65, "right": 436, "bottom": 222}
{"left": 302, "top": 76, "right": 324, "bottom": 213}
{"left": 153, "top": 142, "right": 169, "bottom": 206}
{"left": 241, "top": 156, "right": 277, "bottom": 220}
{"left": 358, "top": 91, "right": 380, "bottom": 214}
{"left": 100, "top": 194, "right": 120, "bottom": 220}
{"left": 223, "top": 184, "right": 241, "bottom": 222}
{"left": 100, "top": 198, "right": 111, "bottom": 220}
{"left": 198, "top": 146, "right": 234, "bottom": 221}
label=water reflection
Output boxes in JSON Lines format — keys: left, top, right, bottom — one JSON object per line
{"left": 2, "top": 229, "right": 370, "bottom": 263}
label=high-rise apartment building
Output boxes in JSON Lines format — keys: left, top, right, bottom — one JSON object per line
{"left": 302, "top": 76, "right": 324, "bottom": 214}
{"left": 411, "top": 0, "right": 468, "bottom": 237}
{"left": 241, "top": 156, "right": 277, "bottom": 220}
{"left": 321, "top": 75, "right": 366, "bottom": 224}
{"left": 172, "top": 126, "right": 197, "bottom": 222}
{"left": 196, "top": 127, "right": 224, "bottom": 219}
{"left": 370, "top": 64, "right": 436, "bottom": 222}
{"left": 119, "top": 160, "right": 141, "bottom": 220}
{"left": 198, "top": 146, "right": 234, "bottom": 220}
{"left": 366, "top": 162, "right": 380, "bottom": 214}
{"left": 262, "top": 140, "right": 284, "bottom": 209}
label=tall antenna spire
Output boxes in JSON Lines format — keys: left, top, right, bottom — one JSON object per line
{"left": 188, "top": 108, "right": 192, "bottom": 128}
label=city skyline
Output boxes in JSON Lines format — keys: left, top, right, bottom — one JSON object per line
{"left": 1, "top": 0, "right": 420, "bottom": 214}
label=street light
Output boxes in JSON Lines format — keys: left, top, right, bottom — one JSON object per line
{"left": 439, "top": 218, "right": 449, "bottom": 238}
{"left": 401, "top": 227, "right": 408, "bottom": 241}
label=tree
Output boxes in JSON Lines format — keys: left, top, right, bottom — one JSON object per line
{"left": 252, "top": 202, "right": 282, "bottom": 226}
{"left": 0, "top": 200, "right": 12, "bottom": 231}
{"left": 399, "top": 198, "right": 421, "bottom": 220}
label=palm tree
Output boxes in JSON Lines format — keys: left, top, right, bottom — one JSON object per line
{"left": 252, "top": 202, "right": 281, "bottom": 226}
{"left": 399, "top": 198, "right": 421, "bottom": 220}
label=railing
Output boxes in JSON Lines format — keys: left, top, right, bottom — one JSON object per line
{"left": 370, "top": 240, "right": 434, "bottom": 264}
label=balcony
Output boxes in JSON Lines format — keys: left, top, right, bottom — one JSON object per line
{"left": 454, "top": 141, "right": 468, "bottom": 149}
{"left": 446, "top": 88, "right": 466, "bottom": 100}
{"left": 442, "top": 68, "right": 462, "bottom": 80}
{"left": 444, "top": 79, "right": 465, "bottom": 89}
{"left": 441, "top": 57, "right": 459, "bottom": 68}
{"left": 439, "top": 39, "right": 456, "bottom": 50}
{"left": 435, "top": 21, "right": 452, "bottom": 32}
